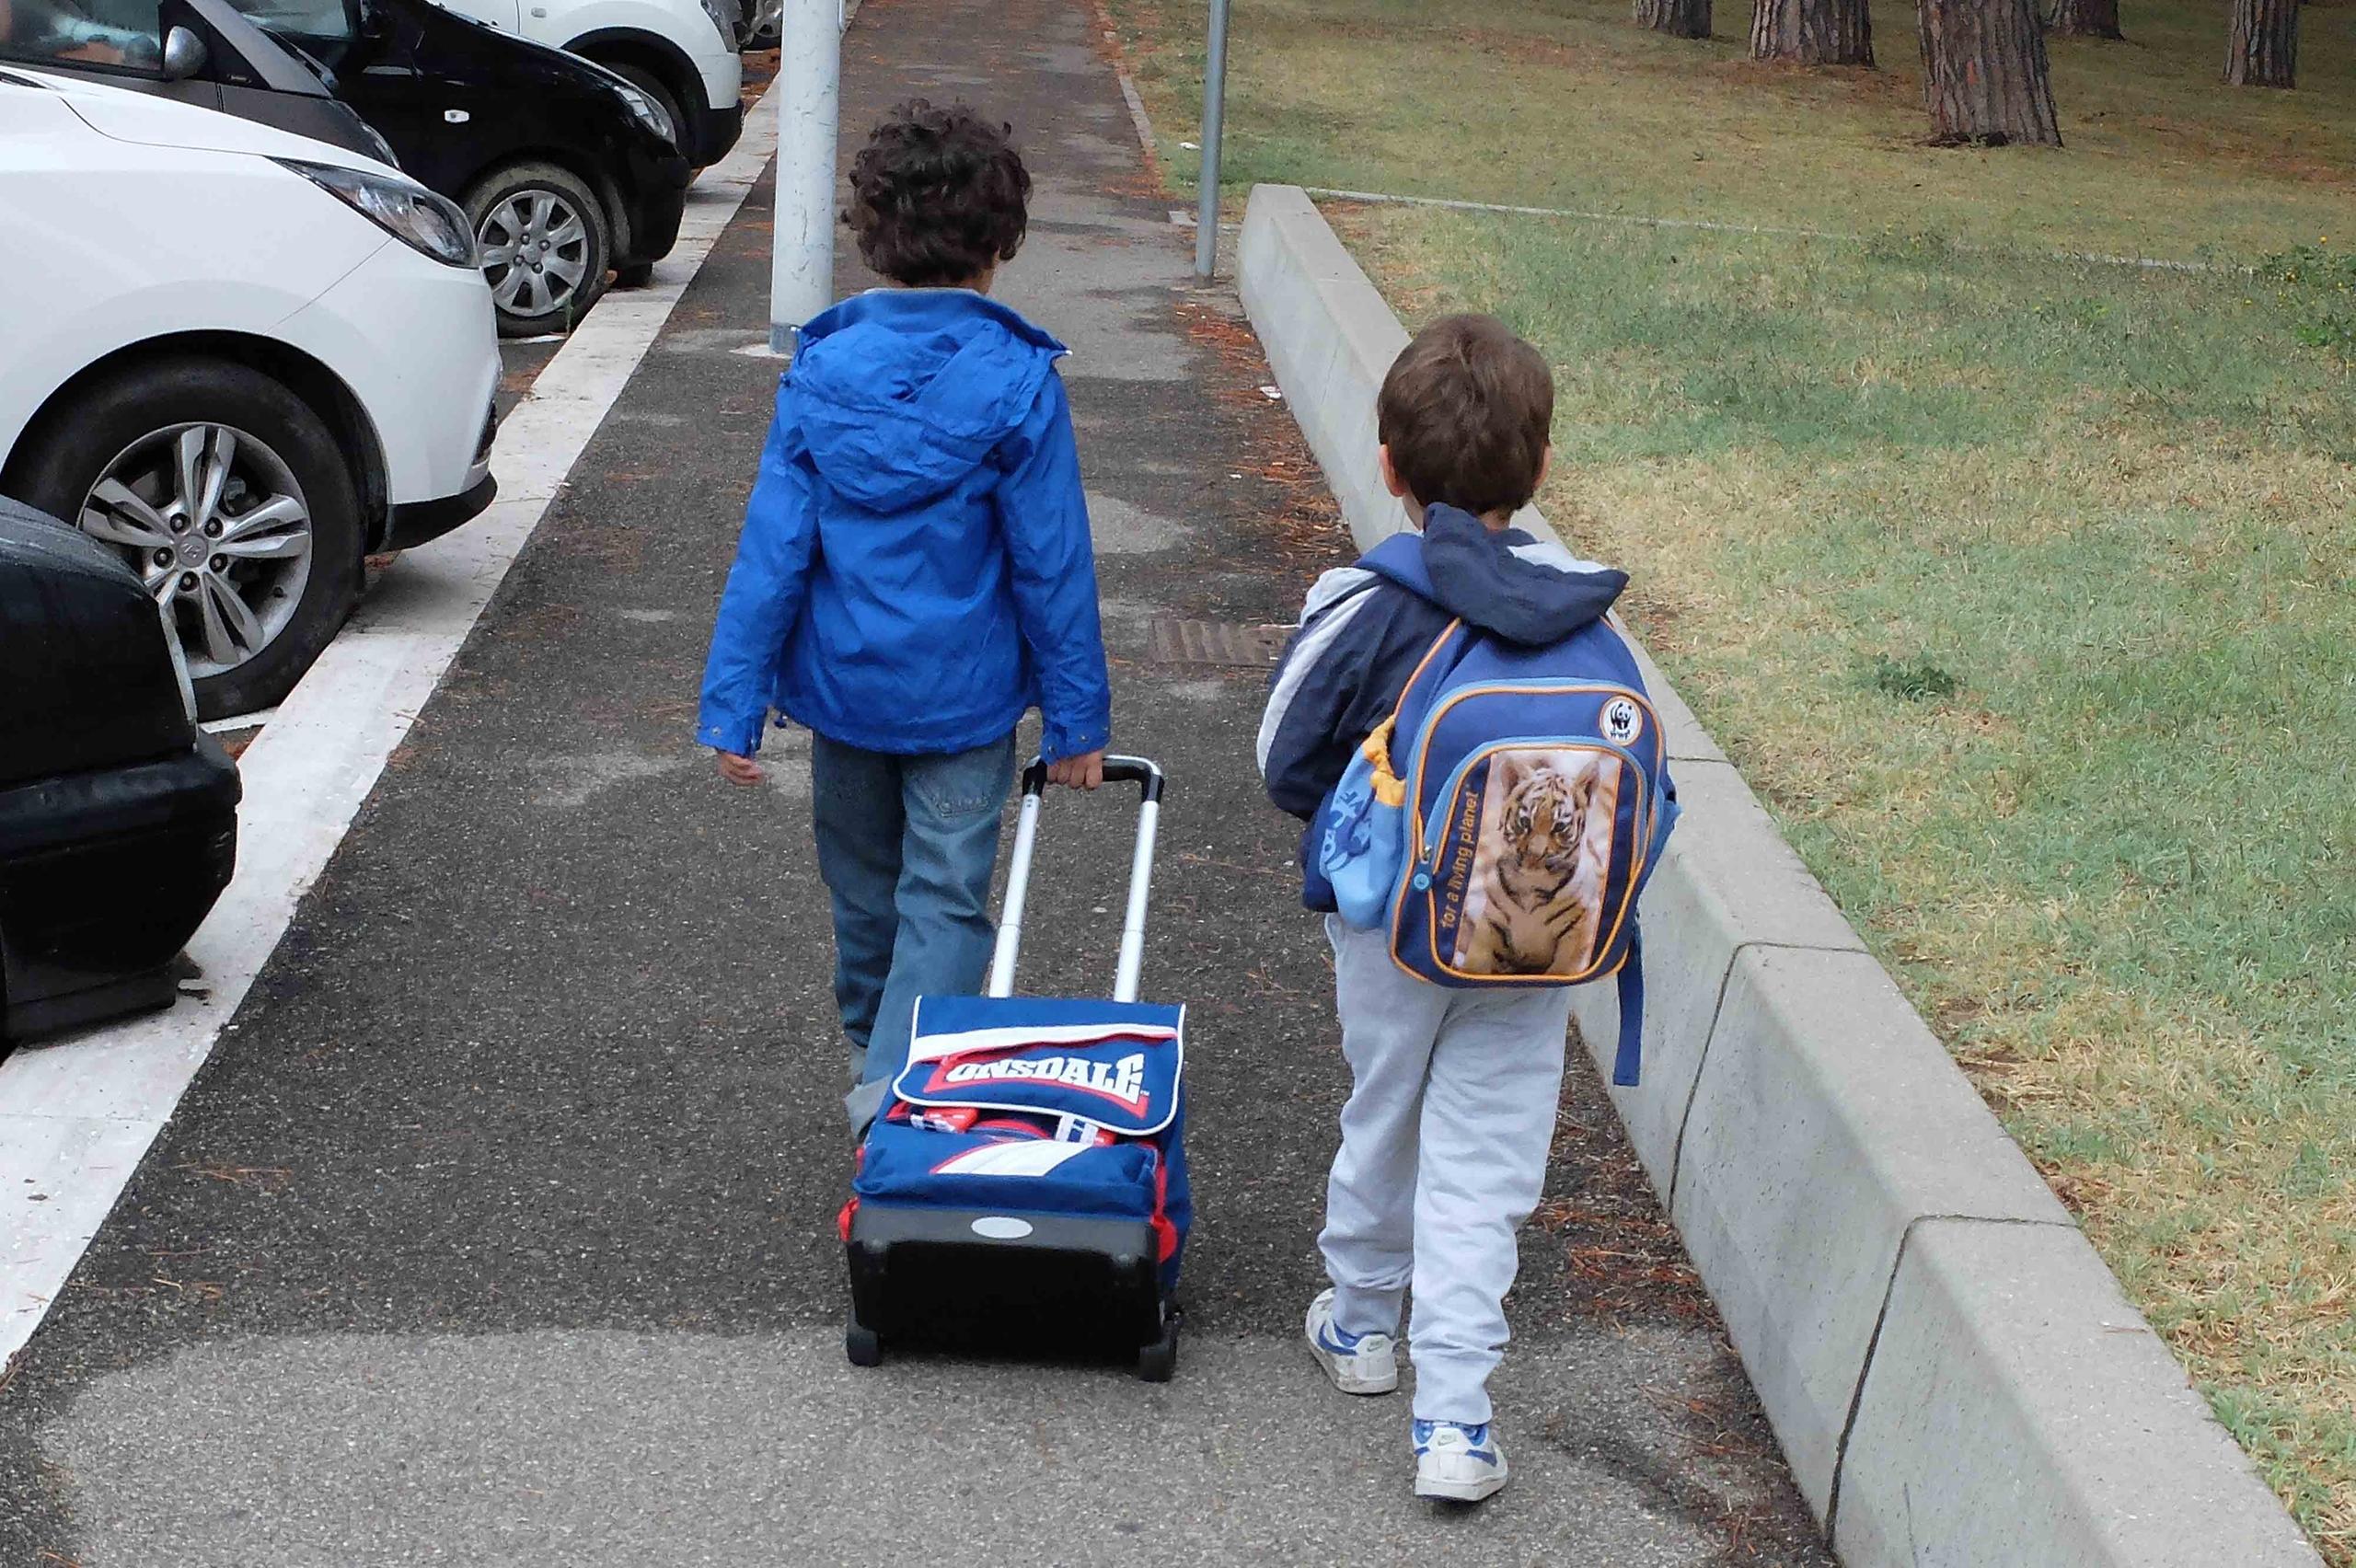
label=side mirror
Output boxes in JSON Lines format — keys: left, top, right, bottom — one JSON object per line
{"left": 160, "top": 24, "right": 209, "bottom": 79}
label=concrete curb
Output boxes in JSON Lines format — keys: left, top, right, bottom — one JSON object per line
{"left": 1235, "top": 182, "right": 2321, "bottom": 1568}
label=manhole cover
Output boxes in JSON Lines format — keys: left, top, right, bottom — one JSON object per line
{"left": 1145, "top": 618, "right": 1291, "bottom": 667}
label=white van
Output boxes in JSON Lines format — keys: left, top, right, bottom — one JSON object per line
{"left": 435, "top": 0, "right": 745, "bottom": 167}
{"left": 0, "top": 67, "right": 502, "bottom": 719}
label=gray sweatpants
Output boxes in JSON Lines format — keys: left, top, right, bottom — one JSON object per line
{"left": 1318, "top": 917, "right": 1574, "bottom": 1424}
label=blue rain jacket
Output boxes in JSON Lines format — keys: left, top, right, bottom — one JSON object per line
{"left": 698, "top": 290, "right": 1112, "bottom": 761}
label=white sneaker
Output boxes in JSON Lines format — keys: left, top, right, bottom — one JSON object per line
{"left": 1304, "top": 1287, "right": 1398, "bottom": 1395}
{"left": 1414, "top": 1419, "right": 1508, "bottom": 1503}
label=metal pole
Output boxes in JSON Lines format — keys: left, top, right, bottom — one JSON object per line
{"left": 1193, "top": 0, "right": 1230, "bottom": 280}
{"left": 770, "top": 0, "right": 843, "bottom": 353}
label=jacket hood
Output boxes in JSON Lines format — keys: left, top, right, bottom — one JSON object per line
{"left": 787, "top": 290, "right": 1068, "bottom": 511}
{"left": 1362, "top": 503, "right": 1626, "bottom": 645}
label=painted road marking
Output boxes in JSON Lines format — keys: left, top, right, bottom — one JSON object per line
{"left": 198, "top": 708, "right": 278, "bottom": 735}
{"left": 0, "top": 79, "right": 783, "bottom": 1373}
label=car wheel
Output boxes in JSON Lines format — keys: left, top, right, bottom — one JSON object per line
{"left": 467, "top": 161, "right": 612, "bottom": 339}
{"left": 613, "top": 261, "right": 655, "bottom": 289}
{"left": 746, "top": 0, "right": 780, "bottom": 49}
{"left": 604, "top": 63, "right": 689, "bottom": 158}
{"left": 6, "top": 357, "right": 363, "bottom": 721}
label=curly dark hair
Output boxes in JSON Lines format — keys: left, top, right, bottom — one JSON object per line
{"left": 844, "top": 99, "right": 1032, "bottom": 287}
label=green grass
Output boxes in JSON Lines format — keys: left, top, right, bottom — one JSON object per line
{"left": 1105, "top": 0, "right": 2356, "bottom": 1554}
{"left": 1114, "top": 0, "right": 2356, "bottom": 258}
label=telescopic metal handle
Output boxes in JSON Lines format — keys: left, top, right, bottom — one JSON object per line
{"left": 987, "top": 755, "right": 1165, "bottom": 1004}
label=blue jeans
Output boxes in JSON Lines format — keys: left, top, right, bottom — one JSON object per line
{"left": 810, "top": 731, "right": 1016, "bottom": 1133}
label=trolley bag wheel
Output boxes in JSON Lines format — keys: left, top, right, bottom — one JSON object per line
{"left": 846, "top": 1319, "right": 883, "bottom": 1367}
{"left": 845, "top": 1235, "right": 887, "bottom": 1366}
{"left": 1136, "top": 1297, "right": 1180, "bottom": 1383}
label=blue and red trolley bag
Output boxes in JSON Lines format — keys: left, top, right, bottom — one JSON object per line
{"left": 840, "top": 756, "right": 1190, "bottom": 1381}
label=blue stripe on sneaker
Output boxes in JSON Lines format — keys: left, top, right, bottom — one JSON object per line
{"left": 1317, "top": 1324, "right": 1364, "bottom": 1355}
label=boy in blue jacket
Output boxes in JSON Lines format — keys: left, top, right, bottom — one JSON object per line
{"left": 1261, "top": 316, "right": 1628, "bottom": 1505}
{"left": 699, "top": 101, "right": 1111, "bottom": 1134}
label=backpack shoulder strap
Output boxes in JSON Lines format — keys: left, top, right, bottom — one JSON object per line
{"left": 1396, "top": 617, "right": 1469, "bottom": 714}
{"left": 1367, "top": 617, "right": 1467, "bottom": 788}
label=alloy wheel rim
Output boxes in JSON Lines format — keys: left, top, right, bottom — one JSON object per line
{"left": 77, "top": 422, "right": 315, "bottom": 680}
{"left": 478, "top": 189, "right": 592, "bottom": 319}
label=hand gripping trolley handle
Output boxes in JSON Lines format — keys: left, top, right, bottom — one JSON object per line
{"left": 843, "top": 756, "right": 1190, "bottom": 1380}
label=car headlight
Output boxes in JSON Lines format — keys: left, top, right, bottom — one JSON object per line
{"left": 612, "top": 82, "right": 675, "bottom": 146}
{"left": 697, "top": 0, "right": 733, "bottom": 44}
{"left": 273, "top": 157, "right": 476, "bottom": 269}
{"left": 159, "top": 600, "right": 197, "bottom": 725}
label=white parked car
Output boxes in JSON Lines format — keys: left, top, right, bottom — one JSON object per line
{"left": 434, "top": 0, "right": 745, "bottom": 168}
{"left": 0, "top": 66, "right": 501, "bottom": 720}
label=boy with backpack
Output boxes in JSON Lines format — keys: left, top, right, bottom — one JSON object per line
{"left": 699, "top": 100, "right": 1111, "bottom": 1136}
{"left": 1259, "top": 314, "right": 1676, "bottom": 1503}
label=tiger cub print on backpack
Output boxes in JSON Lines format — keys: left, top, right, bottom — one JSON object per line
{"left": 1455, "top": 751, "right": 1613, "bottom": 978}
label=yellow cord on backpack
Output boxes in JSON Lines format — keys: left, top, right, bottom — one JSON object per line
{"left": 1363, "top": 718, "right": 1407, "bottom": 808}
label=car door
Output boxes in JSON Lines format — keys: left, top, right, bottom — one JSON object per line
{"left": 305, "top": 0, "right": 503, "bottom": 199}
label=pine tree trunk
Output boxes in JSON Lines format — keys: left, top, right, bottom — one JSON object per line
{"left": 1917, "top": 0, "right": 2062, "bottom": 145}
{"left": 2043, "top": 0, "right": 2120, "bottom": 40}
{"left": 1634, "top": 0, "right": 1713, "bottom": 40}
{"left": 2224, "top": 0, "right": 2296, "bottom": 85}
{"left": 1751, "top": 0, "right": 1876, "bottom": 63}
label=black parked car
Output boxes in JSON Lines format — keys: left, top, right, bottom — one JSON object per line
{"left": 4, "top": 0, "right": 690, "bottom": 337}
{"left": 242, "top": 0, "right": 693, "bottom": 334}
{"left": 0, "top": 499, "right": 240, "bottom": 1042}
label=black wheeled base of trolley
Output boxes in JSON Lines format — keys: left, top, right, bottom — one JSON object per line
{"left": 845, "top": 1203, "right": 1181, "bottom": 1382}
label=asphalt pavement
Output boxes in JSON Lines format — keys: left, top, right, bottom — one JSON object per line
{"left": 0, "top": 2, "right": 1831, "bottom": 1561}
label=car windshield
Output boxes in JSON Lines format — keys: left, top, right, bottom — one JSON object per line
{"left": 0, "top": 0, "right": 162, "bottom": 71}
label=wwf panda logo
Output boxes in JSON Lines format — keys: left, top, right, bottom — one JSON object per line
{"left": 1601, "top": 697, "right": 1644, "bottom": 746}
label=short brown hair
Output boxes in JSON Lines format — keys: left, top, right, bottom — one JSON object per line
{"left": 845, "top": 99, "right": 1031, "bottom": 286}
{"left": 1376, "top": 314, "right": 1554, "bottom": 518}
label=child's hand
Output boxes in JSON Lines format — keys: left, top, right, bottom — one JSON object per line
{"left": 1046, "top": 750, "right": 1105, "bottom": 790}
{"left": 715, "top": 750, "right": 765, "bottom": 786}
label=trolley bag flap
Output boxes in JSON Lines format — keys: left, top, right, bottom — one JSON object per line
{"left": 854, "top": 1109, "right": 1163, "bottom": 1214}
{"left": 897, "top": 995, "right": 1184, "bottom": 1138}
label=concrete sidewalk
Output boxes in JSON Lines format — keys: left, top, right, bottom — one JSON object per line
{"left": 0, "top": 2, "right": 1827, "bottom": 1561}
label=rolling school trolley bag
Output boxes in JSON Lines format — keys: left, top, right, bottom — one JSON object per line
{"left": 840, "top": 756, "right": 1190, "bottom": 1381}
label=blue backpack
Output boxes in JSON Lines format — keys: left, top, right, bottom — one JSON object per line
{"left": 1318, "top": 598, "right": 1680, "bottom": 1087}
